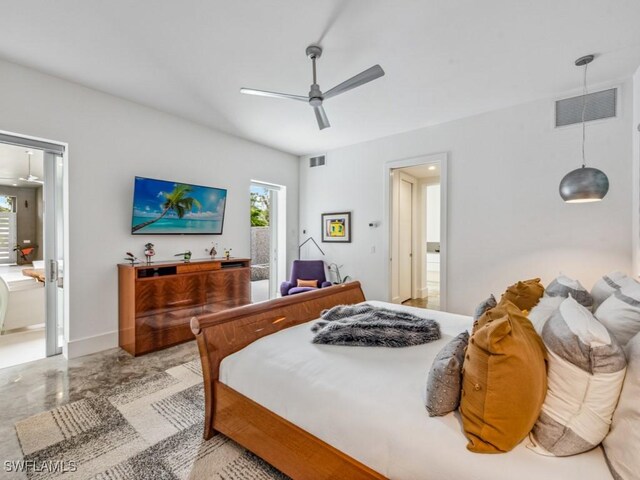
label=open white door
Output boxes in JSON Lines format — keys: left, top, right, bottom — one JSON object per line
{"left": 43, "top": 151, "right": 65, "bottom": 356}
{"left": 398, "top": 175, "right": 414, "bottom": 303}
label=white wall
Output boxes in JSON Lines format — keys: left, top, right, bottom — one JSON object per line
{"left": 300, "top": 79, "right": 633, "bottom": 315}
{"left": 632, "top": 67, "right": 640, "bottom": 277}
{"left": 0, "top": 59, "right": 299, "bottom": 357}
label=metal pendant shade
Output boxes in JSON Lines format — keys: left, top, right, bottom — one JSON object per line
{"left": 559, "top": 166, "right": 609, "bottom": 203}
{"left": 560, "top": 55, "right": 609, "bottom": 203}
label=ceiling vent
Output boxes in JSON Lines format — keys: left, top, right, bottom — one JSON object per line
{"left": 555, "top": 88, "right": 617, "bottom": 127}
{"left": 309, "top": 155, "right": 326, "bottom": 167}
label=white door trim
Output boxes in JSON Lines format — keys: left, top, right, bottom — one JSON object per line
{"left": 0, "top": 129, "right": 69, "bottom": 357}
{"left": 383, "top": 152, "right": 448, "bottom": 310}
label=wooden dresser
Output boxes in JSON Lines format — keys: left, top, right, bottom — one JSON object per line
{"left": 118, "top": 257, "right": 251, "bottom": 356}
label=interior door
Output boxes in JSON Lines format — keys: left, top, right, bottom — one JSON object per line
{"left": 398, "top": 178, "right": 413, "bottom": 302}
{"left": 44, "top": 151, "right": 65, "bottom": 356}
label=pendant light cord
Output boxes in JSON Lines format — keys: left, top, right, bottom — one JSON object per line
{"left": 581, "top": 62, "right": 588, "bottom": 168}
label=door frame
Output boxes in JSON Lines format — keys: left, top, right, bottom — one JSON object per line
{"left": 383, "top": 152, "right": 448, "bottom": 310}
{"left": 250, "top": 180, "right": 286, "bottom": 299}
{"left": 0, "top": 130, "right": 68, "bottom": 357}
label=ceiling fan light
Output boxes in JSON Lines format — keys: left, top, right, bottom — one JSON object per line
{"left": 559, "top": 166, "right": 609, "bottom": 203}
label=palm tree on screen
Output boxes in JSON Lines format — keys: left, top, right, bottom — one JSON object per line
{"left": 132, "top": 184, "right": 202, "bottom": 232}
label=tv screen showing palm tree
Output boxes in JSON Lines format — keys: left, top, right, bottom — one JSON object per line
{"left": 131, "top": 177, "right": 227, "bottom": 235}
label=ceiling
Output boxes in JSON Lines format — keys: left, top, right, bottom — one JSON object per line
{"left": 0, "top": 143, "right": 44, "bottom": 188}
{"left": 399, "top": 164, "right": 440, "bottom": 179}
{"left": 1, "top": 1, "right": 640, "bottom": 156}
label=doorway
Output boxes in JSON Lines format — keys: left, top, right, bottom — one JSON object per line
{"left": 388, "top": 154, "right": 446, "bottom": 310}
{"left": 249, "top": 181, "right": 286, "bottom": 302}
{"left": 0, "top": 132, "right": 66, "bottom": 369}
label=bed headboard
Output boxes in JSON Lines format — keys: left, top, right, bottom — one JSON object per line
{"left": 191, "top": 281, "right": 366, "bottom": 439}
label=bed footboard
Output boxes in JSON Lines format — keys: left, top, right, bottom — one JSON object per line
{"left": 190, "top": 281, "right": 366, "bottom": 439}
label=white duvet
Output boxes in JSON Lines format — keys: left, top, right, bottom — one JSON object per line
{"left": 219, "top": 301, "right": 612, "bottom": 480}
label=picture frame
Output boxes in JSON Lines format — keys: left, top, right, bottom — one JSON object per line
{"left": 321, "top": 212, "right": 351, "bottom": 243}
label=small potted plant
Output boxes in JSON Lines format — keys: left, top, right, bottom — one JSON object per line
{"left": 175, "top": 251, "right": 192, "bottom": 262}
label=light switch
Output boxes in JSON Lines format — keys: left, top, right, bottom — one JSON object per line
{"left": 23, "top": 240, "right": 31, "bottom": 244}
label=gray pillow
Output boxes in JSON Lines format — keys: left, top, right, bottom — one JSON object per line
{"left": 473, "top": 294, "right": 497, "bottom": 321}
{"left": 545, "top": 275, "right": 594, "bottom": 309}
{"left": 425, "top": 331, "right": 469, "bottom": 417}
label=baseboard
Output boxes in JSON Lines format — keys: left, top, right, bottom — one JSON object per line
{"left": 66, "top": 330, "right": 118, "bottom": 359}
{"left": 391, "top": 296, "right": 401, "bottom": 304}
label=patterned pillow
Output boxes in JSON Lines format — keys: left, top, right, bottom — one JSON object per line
{"left": 472, "top": 295, "right": 497, "bottom": 333}
{"left": 460, "top": 300, "right": 547, "bottom": 453}
{"left": 501, "top": 278, "right": 545, "bottom": 312}
{"left": 530, "top": 297, "right": 627, "bottom": 456}
{"left": 591, "top": 272, "right": 636, "bottom": 311}
{"left": 545, "top": 275, "right": 593, "bottom": 310}
{"left": 603, "top": 332, "right": 640, "bottom": 480}
{"left": 425, "top": 331, "right": 469, "bottom": 417}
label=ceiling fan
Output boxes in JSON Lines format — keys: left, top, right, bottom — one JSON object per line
{"left": 0, "top": 151, "right": 43, "bottom": 185}
{"left": 240, "top": 45, "right": 385, "bottom": 130}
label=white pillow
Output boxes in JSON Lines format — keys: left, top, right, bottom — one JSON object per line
{"left": 529, "top": 297, "right": 627, "bottom": 457}
{"left": 528, "top": 295, "right": 564, "bottom": 334}
{"left": 603, "top": 332, "right": 640, "bottom": 480}
{"left": 595, "top": 280, "right": 640, "bottom": 346}
{"left": 591, "top": 272, "right": 636, "bottom": 311}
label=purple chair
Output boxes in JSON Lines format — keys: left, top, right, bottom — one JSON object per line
{"left": 280, "top": 260, "right": 333, "bottom": 296}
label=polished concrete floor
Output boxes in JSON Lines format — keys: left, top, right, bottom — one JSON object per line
{"left": 0, "top": 340, "right": 199, "bottom": 468}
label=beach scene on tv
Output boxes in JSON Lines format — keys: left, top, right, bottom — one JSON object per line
{"left": 131, "top": 177, "right": 227, "bottom": 234}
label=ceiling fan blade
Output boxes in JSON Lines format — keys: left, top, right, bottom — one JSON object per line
{"left": 313, "top": 105, "right": 331, "bottom": 130}
{"left": 240, "top": 88, "right": 308, "bottom": 102}
{"left": 323, "top": 65, "right": 385, "bottom": 100}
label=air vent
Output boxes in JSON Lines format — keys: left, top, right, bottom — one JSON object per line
{"left": 309, "top": 155, "right": 326, "bottom": 167}
{"left": 555, "top": 88, "right": 617, "bottom": 127}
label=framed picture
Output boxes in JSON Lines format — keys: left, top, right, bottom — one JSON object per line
{"left": 321, "top": 212, "right": 351, "bottom": 243}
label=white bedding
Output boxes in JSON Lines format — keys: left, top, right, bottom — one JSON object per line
{"left": 219, "top": 301, "right": 613, "bottom": 480}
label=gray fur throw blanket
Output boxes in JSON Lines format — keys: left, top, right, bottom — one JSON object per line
{"left": 311, "top": 303, "right": 440, "bottom": 347}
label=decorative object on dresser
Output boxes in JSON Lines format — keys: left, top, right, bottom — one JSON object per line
{"left": 124, "top": 252, "right": 138, "bottom": 265}
{"left": 207, "top": 242, "right": 218, "bottom": 259}
{"left": 118, "top": 257, "right": 250, "bottom": 356}
{"left": 321, "top": 211, "right": 352, "bottom": 242}
{"left": 143, "top": 242, "right": 155, "bottom": 264}
{"left": 174, "top": 250, "right": 192, "bottom": 262}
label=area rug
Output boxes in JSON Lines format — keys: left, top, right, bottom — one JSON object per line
{"left": 14, "top": 360, "right": 288, "bottom": 480}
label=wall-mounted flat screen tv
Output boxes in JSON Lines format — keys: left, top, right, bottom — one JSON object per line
{"left": 131, "top": 176, "right": 227, "bottom": 235}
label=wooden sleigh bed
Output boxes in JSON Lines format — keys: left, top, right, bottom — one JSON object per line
{"left": 190, "top": 281, "right": 615, "bottom": 480}
{"left": 190, "top": 282, "right": 383, "bottom": 480}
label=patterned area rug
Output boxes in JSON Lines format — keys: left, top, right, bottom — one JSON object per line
{"left": 14, "top": 361, "right": 288, "bottom": 479}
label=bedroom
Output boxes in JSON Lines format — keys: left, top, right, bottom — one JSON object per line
{"left": 0, "top": 1, "right": 639, "bottom": 479}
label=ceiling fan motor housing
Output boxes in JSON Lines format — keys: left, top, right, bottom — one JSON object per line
{"left": 309, "top": 84, "right": 323, "bottom": 106}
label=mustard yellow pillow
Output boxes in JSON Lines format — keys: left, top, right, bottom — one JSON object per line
{"left": 297, "top": 279, "right": 318, "bottom": 288}
{"left": 460, "top": 300, "right": 547, "bottom": 453}
{"left": 501, "top": 278, "right": 544, "bottom": 311}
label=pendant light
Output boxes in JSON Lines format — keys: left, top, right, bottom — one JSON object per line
{"left": 559, "top": 55, "right": 609, "bottom": 203}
